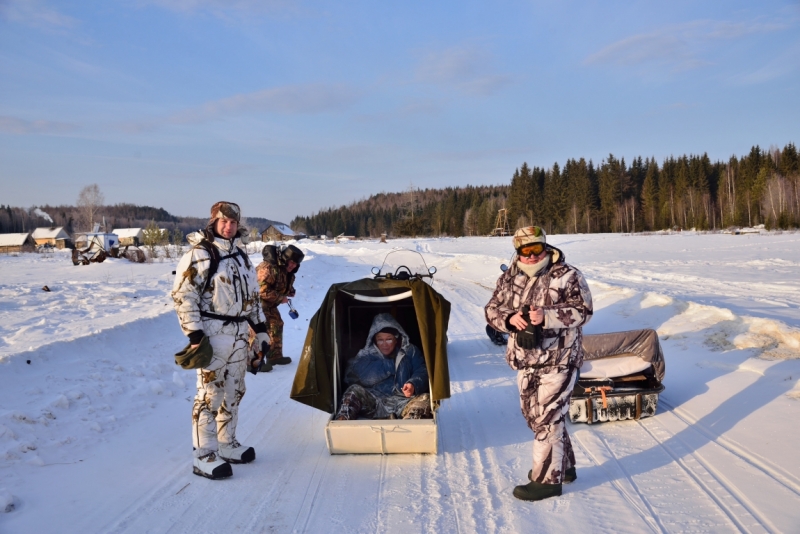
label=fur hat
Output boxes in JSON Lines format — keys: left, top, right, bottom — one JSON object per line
{"left": 281, "top": 244, "right": 305, "bottom": 265}
{"left": 209, "top": 201, "right": 241, "bottom": 223}
{"left": 513, "top": 226, "right": 546, "bottom": 249}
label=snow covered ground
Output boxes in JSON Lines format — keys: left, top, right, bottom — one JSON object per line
{"left": 1, "top": 232, "right": 800, "bottom": 533}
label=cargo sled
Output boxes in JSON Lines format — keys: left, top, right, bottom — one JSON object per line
{"left": 569, "top": 329, "right": 665, "bottom": 424}
{"left": 290, "top": 250, "right": 451, "bottom": 454}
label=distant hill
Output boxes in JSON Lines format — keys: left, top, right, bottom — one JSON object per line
{"left": 0, "top": 203, "right": 287, "bottom": 239}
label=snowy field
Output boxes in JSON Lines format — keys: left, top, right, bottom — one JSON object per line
{"left": 2, "top": 232, "right": 800, "bottom": 533}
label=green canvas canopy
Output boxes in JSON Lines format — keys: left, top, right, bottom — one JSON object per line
{"left": 290, "top": 277, "right": 451, "bottom": 414}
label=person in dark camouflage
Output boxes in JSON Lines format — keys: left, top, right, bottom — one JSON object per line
{"left": 256, "top": 244, "right": 304, "bottom": 367}
{"left": 485, "top": 226, "right": 593, "bottom": 501}
{"left": 335, "top": 313, "right": 431, "bottom": 421}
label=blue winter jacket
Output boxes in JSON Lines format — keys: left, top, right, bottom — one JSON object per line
{"left": 344, "top": 313, "right": 429, "bottom": 398}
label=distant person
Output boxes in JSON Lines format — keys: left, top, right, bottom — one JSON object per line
{"left": 485, "top": 226, "right": 593, "bottom": 502}
{"left": 335, "top": 313, "right": 431, "bottom": 420}
{"left": 256, "top": 244, "right": 304, "bottom": 367}
{"left": 171, "top": 201, "right": 270, "bottom": 480}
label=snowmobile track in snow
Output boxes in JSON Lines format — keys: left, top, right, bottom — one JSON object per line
{"left": 660, "top": 398, "right": 800, "bottom": 499}
{"left": 636, "top": 416, "right": 773, "bottom": 534}
{"left": 574, "top": 406, "right": 787, "bottom": 534}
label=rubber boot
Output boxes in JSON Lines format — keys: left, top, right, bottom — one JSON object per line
{"left": 513, "top": 480, "right": 562, "bottom": 501}
{"left": 528, "top": 466, "right": 576, "bottom": 484}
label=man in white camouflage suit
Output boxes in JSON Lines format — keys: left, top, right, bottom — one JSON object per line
{"left": 172, "top": 201, "right": 270, "bottom": 480}
{"left": 485, "top": 226, "right": 593, "bottom": 501}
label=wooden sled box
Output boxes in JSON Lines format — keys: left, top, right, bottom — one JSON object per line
{"left": 569, "top": 329, "right": 666, "bottom": 424}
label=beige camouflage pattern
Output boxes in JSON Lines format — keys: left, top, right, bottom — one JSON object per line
{"left": 484, "top": 247, "right": 593, "bottom": 370}
{"left": 171, "top": 231, "right": 265, "bottom": 339}
{"left": 192, "top": 335, "right": 248, "bottom": 457}
{"left": 485, "top": 246, "right": 592, "bottom": 485}
{"left": 518, "top": 366, "right": 578, "bottom": 483}
{"left": 172, "top": 231, "right": 264, "bottom": 458}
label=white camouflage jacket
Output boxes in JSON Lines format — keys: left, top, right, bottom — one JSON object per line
{"left": 485, "top": 246, "right": 593, "bottom": 370}
{"left": 171, "top": 230, "right": 265, "bottom": 339}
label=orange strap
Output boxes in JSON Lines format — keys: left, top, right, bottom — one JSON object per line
{"left": 584, "top": 386, "right": 613, "bottom": 409}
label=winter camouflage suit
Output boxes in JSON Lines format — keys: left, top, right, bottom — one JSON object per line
{"left": 336, "top": 314, "right": 432, "bottom": 420}
{"left": 256, "top": 260, "right": 296, "bottom": 361}
{"left": 172, "top": 229, "right": 266, "bottom": 459}
{"left": 485, "top": 245, "right": 593, "bottom": 484}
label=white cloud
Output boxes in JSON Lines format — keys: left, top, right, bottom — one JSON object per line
{"left": 115, "top": 83, "right": 360, "bottom": 132}
{"left": 0, "top": 0, "right": 77, "bottom": 31}
{"left": 169, "top": 83, "right": 360, "bottom": 124}
{"left": 0, "top": 115, "right": 77, "bottom": 135}
{"left": 585, "top": 18, "right": 792, "bottom": 72}
{"left": 415, "top": 45, "right": 511, "bottom": 96}
{"left": 137, "top": 0, "right": 301, "bottom": 19}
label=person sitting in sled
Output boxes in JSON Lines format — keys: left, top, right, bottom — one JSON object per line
{"left": 335, "top": 313, "right": 431, "bottom": 420}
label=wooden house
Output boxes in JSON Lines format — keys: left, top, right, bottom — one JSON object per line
{"left": 261, "top": 223, "right": 305, "bottom": 242}
{"left": 113, "top": 228, "right": 144, "bottom": 246}
{"left": 32, "top": 227, "right": 74, "bottom": 249}
{"left": 0, "top": 233, "right": 37, "bottom": 254}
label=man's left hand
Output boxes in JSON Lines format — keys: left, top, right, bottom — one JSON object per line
{"left": 402, "top": 383, "right": 415, "bottom": 397}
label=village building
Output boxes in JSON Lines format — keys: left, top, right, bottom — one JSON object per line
{"left": 31, "top": 227, "right": 74, "bottom": 249}
{"left": 75, "top": 232, "right": 120, "bottom": 252}
{"left": 261, "top": 223, "right": 305, "bottom": 242}
{"left": 113, "top": 228, "right": 144, "bottom": 246}
{"left": 0, "top": 233, "right": 37, "bottom": 254}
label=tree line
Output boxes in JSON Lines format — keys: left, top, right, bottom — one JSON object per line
{"left": 291, "top": 143, "right": 800, "bottom": 237}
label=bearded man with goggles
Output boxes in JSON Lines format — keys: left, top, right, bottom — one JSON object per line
{"left": 485, "top": 226, "right": 593, "bottom": 502}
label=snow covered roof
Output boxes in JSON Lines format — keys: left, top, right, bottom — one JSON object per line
{"left": 31, "top": 227, "right": 69, "bottom": 240}
{"left": 0, "top": 233, "right": 33, "bottom": 246}
{"left": 113, "top": 228, "right": 144, "bottom": 238}
{"left": 268, "top": 223, "right": 295, "bottom": 236}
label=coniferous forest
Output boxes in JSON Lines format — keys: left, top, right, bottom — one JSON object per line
{"left": 291, "top": 143, "right": 800, "bottom": 237}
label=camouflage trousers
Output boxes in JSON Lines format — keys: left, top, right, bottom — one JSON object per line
{"left": 517, "top": 365, "right": 578, "bottom": 484}
{"left": 336, "top": 384, "right": 432, "bottom": 420}
{"left": 192, "top": 334, "right": 248, "bottom": 458}
{"left": 262, "top": 306, "right": 284, "bottom": 360}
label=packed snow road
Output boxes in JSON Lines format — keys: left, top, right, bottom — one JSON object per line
{"left": 1, "top": 233, "right": 800, "bottom": 533}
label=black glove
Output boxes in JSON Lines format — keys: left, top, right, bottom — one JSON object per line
{"left": 515, "top": 305, "right": 541, "bottom": 350}
{"left": 247, "top": 338, "right": 271, "bottom": 375}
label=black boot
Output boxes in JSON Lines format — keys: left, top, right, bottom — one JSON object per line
{"left": 528, "top": 466, "right": 576, "bottom": 484}
{"left": 268, "top": 355, "right": 292, "bottom": 365}
{"left": 513, "top": 480, "right": 562, "bottom": 501}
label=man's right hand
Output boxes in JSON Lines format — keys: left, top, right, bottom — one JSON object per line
{"left": 509, "top": 312, "right": 528, "bottom": 331}
{"left": 281, "top": 297, "right": 289, "bottom": 304}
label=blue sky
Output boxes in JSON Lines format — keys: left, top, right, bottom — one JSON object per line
{"left": 1, "top": 0, "right": 798, "bottom": 223}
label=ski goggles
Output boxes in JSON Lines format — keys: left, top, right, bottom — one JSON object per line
{"left": 516, "top": 243, "right": 546, "bottom": 257}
